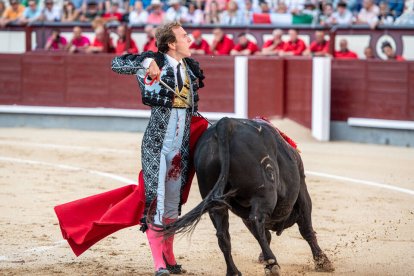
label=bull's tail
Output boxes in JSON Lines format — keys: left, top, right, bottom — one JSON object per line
{"left": 163, "top": 118, "right": 234, "bottom": 237}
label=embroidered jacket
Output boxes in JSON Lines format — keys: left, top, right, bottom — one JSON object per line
{"left": 111, "top": 51, "right": 204, "bottom": 112}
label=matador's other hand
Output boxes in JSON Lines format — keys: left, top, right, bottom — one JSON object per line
{"left": 147, "top": 60, "right": 161, "bottom": 82}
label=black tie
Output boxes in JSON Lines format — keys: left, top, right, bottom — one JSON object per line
{"left": 177, "top": 63, "right": 183, "bottom": 91}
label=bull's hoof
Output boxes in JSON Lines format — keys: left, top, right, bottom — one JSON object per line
{"left": 315, "top": 254, "right": 334, "bottom": 272}
{"left": 264, "top": 264, "right": 280, "bottom": 276}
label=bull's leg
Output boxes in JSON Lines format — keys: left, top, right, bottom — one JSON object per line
{"left": 296, "top": 179, "right": 334, "bottom": 272}
{"left": 209, "top": 208, "right": 241, "bottom": 276}
{"left": 243, "top": 220, "right": 271, "bottom": 264}
{"left": 244, "top": 203, "right": 280, "bottom": 276}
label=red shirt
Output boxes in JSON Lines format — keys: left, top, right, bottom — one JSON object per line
{"left": 334, "top": 50, "right": 358, "bottom": 59}
{"left": 309, "top": 40, "right": 329, "bottom": 54}
{"left": 143, "top": 37, "right": 157, "bottom": 52}
{"left": 262, "top": 39, "right": 285, "bottom": 52}
{"left": 213, "top": 35, "right": 234, "bottom": 55}
{"left": 102, "top": 12, "right": 123, "bottom": 21}
{"left": 92, "top": 37, "right": 114, "bottom": 52}
{"left": 190, "top": 39, "right": 211, "bottom": 54}
{"left": 282, "top": 39, "right": 306, "bottom": 56}
{"left": 232, "top": 41, "right": 259, "bottom": 55}
{"left": 116, "top": 38, "right": 139, "bottom": 55}
{"left": 395, "top": 55, "right": 405, "bottom": 61}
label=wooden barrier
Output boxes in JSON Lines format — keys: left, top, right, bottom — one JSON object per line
{"left": 1, "top": 53, "right": 413, "bottom": 129}
{"left": 331, "top": 59, "right": 414, "bottom": 122}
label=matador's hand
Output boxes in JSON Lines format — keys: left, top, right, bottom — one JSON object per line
{"left": 147, "top": 60, "right": 161, "bottom": 82}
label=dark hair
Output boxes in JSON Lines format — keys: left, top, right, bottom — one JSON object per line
{"left": 237, "top": 32, "right": 246, "bottom": 38}
{"left": 381, "top": 41, "right": 392, "bottom": 50}
{"left": 337, "top": 1, "right": 347, "bottom": 8}
{"left": 155, "top": 21, "right": 181, "bottom": 53}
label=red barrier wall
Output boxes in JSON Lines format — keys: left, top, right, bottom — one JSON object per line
{"left": 284, "top": 58, "right": 313, "bottom": 128}
{"left": 331, "top": 60, "right": 414, "bottom": 121}
{"left": 248, "top": 57, "right": 284, "bottom": 118}
{"left": 0, "top": 53, "right": 235, "bottom": 113}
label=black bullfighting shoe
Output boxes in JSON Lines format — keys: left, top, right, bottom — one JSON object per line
{"left": 166, "top": 263, "right": 186, "bottom": 274}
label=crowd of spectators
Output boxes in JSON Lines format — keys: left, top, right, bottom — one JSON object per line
{"left": 0, "top": 0, "right": 408, "bottom": 59}
{"left": 0, "top": 0, "right": 413, "bottom": 28}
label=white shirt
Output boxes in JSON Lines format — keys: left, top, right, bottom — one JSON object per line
{"left": 42, "top": 6, "right": 61, "bottom": 21}
{"left": 129, "top": 10, "right": 148, "bottom": 24}
{"left": 143, "top": 54, "right": 186, "bottom": 91}
{"left": 165, "top": 6, "right": 189, "bottom": 23}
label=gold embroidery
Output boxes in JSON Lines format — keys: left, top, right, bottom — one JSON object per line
{"left": 172, "top": 64, "right": 190, "bottom": 108}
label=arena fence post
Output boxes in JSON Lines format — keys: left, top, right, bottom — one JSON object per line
{"left": 312, "top": 57, "right": 331, "bottom": 141}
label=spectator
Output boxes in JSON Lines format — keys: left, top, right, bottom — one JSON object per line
{"left": 183, "top": 2, "right": 203, "bottom": 24}
{"left": 79, "top": 1, "right": 103, "bottom": 22}
{"left": 259, "top": 28, "right": 285, "bottom": 56}
{"left": 378, "top": 1, "right": 394, "bottom": 24}
{"left": 381, "top": 41, "right": 405, "bottom": 61}
{"left": 334, "top": 39, "right": 358, "bottom": 59}
{"left": 258, "top": 1, "right": 271, "bottom": 13}
{"left": 280, "top": 29, "right": 306, "bottom": 56}
{"left": 19, "top": 0, "right": 41, "bottom": 24}
{"left": 62, "top": 1, "right": 80, "bottom": 22}
{"left": 275, "top": 2, "right": 288, "bottom": 14}
{"left": 40, "top": 0, "right": 62, "bottom": 22}
{"left": 319, "top": 3, "right": 334, "bottom": 25}
{"left": 220, "top": 0, "right": 245, "bottom": 25}
{"left": 363, "top": 46, "right": 375, "bottom": 59}
{"left": 230, "top": 32, "right": 258, "bottom": 55}
{"left": 330, "top": 1, "right": 353, "bottom": 25}
{"left": 190, "top": 29, "right": 210, "bottom": 54}
{"left": 67, "top": 26, "right": 91, "bottom": 53}
{"left": 102, "top": 1, "right": 123, "bottom": 22}
{"left": 204, "top": 0, "right": 220, "bottom": 24}
{"left": 128, "top": 0, "right": 148, "bottom": 24}
{"left": 142, "top": 24, "right": 157, "bottom": 52}
{"left": 146, "top": 0, "right": 164, "bottom": 24}
{"left": 0, "top": 0, "right": 25, "bottom": 27}
{"left": 0, "top": 1, "right": 6, "bottom": 17}
{"left": 305, "top": 30, "right": 330, "bottom": 57}
{"left": 87, "top": 26, "right": 114, "bottom": 53}
{"left": 241, "top": 0, "right": 254, "bottom": 24}
{"left": 165, "top": 0, "right": 188, "bottom": 23}
{"left": 115, "top": 24, "right": 138, "bottom": 54}
{"left": 104, "top": 0, "right": 127, "bottom": 14}
{"left": 204, "top": 0, "right": 227, "bottom": 13}
{"left": 45, "top": 29, "right": 67, "bottom": 50}
{"left": 394, "top": 1, "right": 414, "bottom": 25}
{"left": 388, "top": 0, "right": 404, "bottom": 17}
{"left": 211, "top": 27, "right": 234, "bottom": 55}
{"left": 357, "top": 0, "right": 379, "bottom": 28}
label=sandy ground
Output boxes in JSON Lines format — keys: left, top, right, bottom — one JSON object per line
{"left": 0, "top": 119, "right": 413, "bottom": 276}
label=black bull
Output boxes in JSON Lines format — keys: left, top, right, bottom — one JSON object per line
{"left": 163, "top": 117, "right": 334, "bottom": 275}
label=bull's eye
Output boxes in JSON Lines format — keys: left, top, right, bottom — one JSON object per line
{"left": 265, "top": 164, "right": 275, "bottom": 181}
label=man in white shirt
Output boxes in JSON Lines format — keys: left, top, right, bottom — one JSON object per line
{"left": 330, "top": 1, "right": 353, "bottom": 25}
{"left": 41, "top": 0, "right": 62, "bottom": 21}
{"left": 165, "top": 0, "right": 188, "bottom": 23}
{"left": 357, "top": 0, "right": 379, "bottom": 28}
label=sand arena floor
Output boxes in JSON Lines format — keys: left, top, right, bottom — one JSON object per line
{"left": 0, "top": 119, "right": 413, "bottom": 275}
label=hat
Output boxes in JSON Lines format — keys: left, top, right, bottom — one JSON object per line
{"left": 192, "top": 30, "right": 201, "bottom": 39}
{"left": 168, "top": 0, "right": 180, "bottom": 5}
{"left": 151, "top": 0, "right": 162, "bottom": 6}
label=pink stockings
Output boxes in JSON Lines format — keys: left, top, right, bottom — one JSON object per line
{"left": 146, "top": 218, "right": 177, "bottom": 271}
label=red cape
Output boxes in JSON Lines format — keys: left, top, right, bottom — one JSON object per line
{"left": 54, "top": 116, "right": 209, "bottom": 256}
